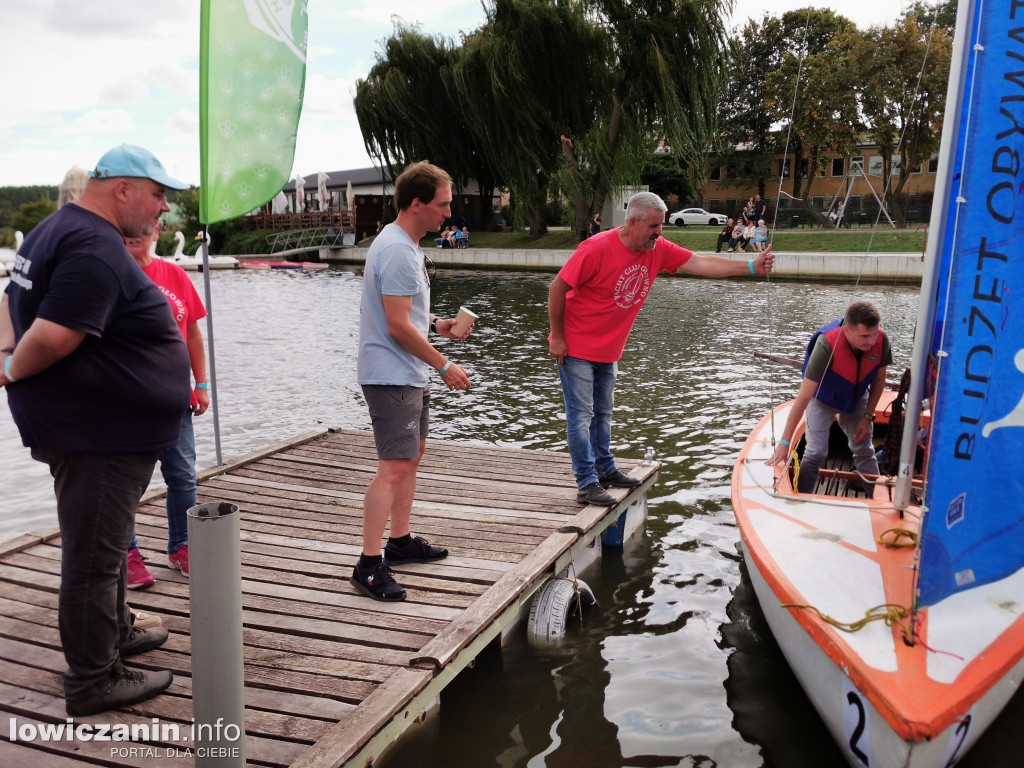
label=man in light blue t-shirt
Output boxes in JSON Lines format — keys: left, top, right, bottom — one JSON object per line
{"left": 353, "top": 161, "right": 473, "bottom": 601}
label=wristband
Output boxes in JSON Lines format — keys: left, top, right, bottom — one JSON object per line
{"left": 3, "top": 355, "right": 16, "bottom": 383}
{"left": 778, "top": 438, "right": 790, "bottom": 446}
{"left": 437, "top": 360, "right": 451, "bottom": 375}
{"left": 748, "top": 259, "right": 756, "bottom": 274}
{"left": 1, "top": 347, "right": 13, "bottom": 355}
{"left": 430, "top": 319, "right": 437, "bottom": 334}
{"left": 195, "top": 382, "right": 209, "bottom": 389}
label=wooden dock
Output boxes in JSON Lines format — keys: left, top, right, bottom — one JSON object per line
{"left": 0, "top": 429, "right": 657, "bottom": 767}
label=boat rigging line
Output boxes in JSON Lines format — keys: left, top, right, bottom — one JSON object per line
{"left": 764, "top": 5, "right": 944, "bottom": 498}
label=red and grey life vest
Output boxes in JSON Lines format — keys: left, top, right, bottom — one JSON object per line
{"left": 802, "top": 319, "right": 885, "bottom": 414}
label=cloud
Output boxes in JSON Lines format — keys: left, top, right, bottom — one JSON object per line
{"left": 45, "top": 0, "right": 194, "bottom": 36}
{"left": 68, "top": 109, "right": 135, "bottom": 135}
{"left": 98, "top": 78, "right": 149, "bottom": 105}
{"left": 168, "top": 108, "right": 199, "bottom": 139}
{"left": 345, "top": 0, "right": 482, "bottom": 28}
{"left": 301, "top": 73, "right": 359, "bottom": 118}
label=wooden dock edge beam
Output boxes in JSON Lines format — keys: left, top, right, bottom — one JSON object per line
{"left": 409, "top": 532, "right": 578, "bottom": 671}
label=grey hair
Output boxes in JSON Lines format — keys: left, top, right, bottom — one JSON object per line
{"left": 58, "top": 166, "right": 90, "bottom": 208}
{"left": 625, "top": 191, "right": 667, "bottom": 222}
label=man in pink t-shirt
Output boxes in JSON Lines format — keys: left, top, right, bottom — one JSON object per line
{"left": 548, "top": 192, "right": 774, "bottom": 505}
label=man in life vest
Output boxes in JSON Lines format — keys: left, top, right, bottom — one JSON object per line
{"left": 769, "top": 301, "right": 892, "bottom": 493}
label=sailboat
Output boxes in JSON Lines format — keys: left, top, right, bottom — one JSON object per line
{"left": 730, "top": 2, "right": 1024, "bottom": 766}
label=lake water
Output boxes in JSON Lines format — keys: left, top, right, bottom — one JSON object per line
{"left": 2, "top": 266, "right": 1019, "bottom": 767}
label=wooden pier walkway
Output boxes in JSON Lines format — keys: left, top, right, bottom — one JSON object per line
{"left": 0, "top": 429, "right": 657, "bottom": 767}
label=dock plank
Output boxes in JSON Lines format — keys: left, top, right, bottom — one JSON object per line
{"left": 0, "top": 428, "right": 658, "bottom": 768}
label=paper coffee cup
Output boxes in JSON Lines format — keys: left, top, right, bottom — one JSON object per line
{"left": 451, "top": 306, "right": 478, "bottom": 336}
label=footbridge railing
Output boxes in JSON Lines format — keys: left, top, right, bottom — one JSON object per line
{"left": 266, "top": 227, "right": 356, "bottom": 254}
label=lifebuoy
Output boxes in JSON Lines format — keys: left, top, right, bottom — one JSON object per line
{"left": 526, "top": 577, "right": 596, "bottom": 650}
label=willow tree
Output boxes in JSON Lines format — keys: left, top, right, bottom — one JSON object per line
{"left": 353, "top": 23, "right": 496, "bottom": 226}
{"left": 555, "top": 0, "right": 728, "bottom": 236}
{"left": 853, "top": 13, "right": 952, "bottom": 226}
{"left": 718, "top": 19, "right": 783, "bottom": 200}
{"left": 763, "top": 9, "right": 862, "bottom": 226}
{"left": 445, "top": 0, "right": 606, "bottom": 236}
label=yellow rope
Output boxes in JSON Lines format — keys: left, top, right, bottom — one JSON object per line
{"left": 877, "top": 528, "right": 918, "bottom": 548}
{"left": 782, "top": 602, "right": 912, "bottom": 639}
{"left": 790, "top": 451, "right": 801, "bottom": 493}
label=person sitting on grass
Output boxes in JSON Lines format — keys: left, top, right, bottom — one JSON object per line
{"left": 456, "top": 226, "right": 470, "bottom": 249}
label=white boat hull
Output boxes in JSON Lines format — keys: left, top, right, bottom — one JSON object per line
{"left": 740, "top": 538, "right": 1024, "bottom": 767}
{"left": 732, "top": 403, "right": 1024, "bottom": 768}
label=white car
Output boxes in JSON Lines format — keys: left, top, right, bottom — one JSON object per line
{"left": 668, "top": 207, "right": 728, "bottom": 227}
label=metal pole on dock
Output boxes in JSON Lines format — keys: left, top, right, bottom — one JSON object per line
{"left": 199, "top": 228, "right": 223, "bottom": 465}
{"left": 187, "top": 501, "right": 246, "bottom": 767}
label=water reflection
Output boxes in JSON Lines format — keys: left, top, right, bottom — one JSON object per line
{"left": 4, "top": 268, "right": 1016, "bottom": 766}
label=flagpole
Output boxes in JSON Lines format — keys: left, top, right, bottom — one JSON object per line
{"left": 199, "top": 226, "right": 223, "bottom": 465}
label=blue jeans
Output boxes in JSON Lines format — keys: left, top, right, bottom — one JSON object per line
{"left": 557, "top": 356, "right": 618, "bottom": 489}
{"left": 130, "top": 408, "right": 195, "bottom": 554}
{"left": 32, "top": 448, "right": 159, "bottom": 699}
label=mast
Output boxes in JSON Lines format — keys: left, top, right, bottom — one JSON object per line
{"left": 894, "top": 0, "right": 976, "bottom": 512}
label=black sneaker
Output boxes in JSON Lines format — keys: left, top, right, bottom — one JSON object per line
{"left": 576, "top": 482, "right": 617, "bottom": 506}
{"left": 66, "top": 666, "right": 173, "bottom": 717}
{"left": 350, "top": 561, "right": 407, "bottom": 601}
{"left": 384, "top": 536, "right": 449, "bottom": 565}
{"left": 599, "top": 469, "right": 642, "bottom": 489}
{"left": 120, "top": 626, "right": 169, "bottom": 657}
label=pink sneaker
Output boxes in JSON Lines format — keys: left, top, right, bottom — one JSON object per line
{"left": 126, "top": 548, "right": 155, "bottom": 589}
{"left": 168, "top": 545, "right": 189, "bottom": 577}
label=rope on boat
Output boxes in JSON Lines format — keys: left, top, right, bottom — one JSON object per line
{"left": 877, "top": 527, "right": 917, "bottom": 548}
{"left": 782, "top": 602, "right": 912, "bottom": 640}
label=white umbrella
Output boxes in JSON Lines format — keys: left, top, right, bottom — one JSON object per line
{"left": 272, "top": 191, "right": 288, "bottom": 215}
{"left": 347, "top": 179, "right": 354, "bottom": 211}
{"left": 294, "top": 173, "right": 305, "bottom": 212}
{"left": 317, "top": 171, "right": 331, "bottom": 211}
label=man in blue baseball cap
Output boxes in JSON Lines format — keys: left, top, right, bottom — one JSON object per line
{"left": 0, "top": 144, "right": 190, "bottom": 715}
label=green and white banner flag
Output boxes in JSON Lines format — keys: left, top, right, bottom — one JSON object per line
{"left": 199, "top": 0, "right": 308, "bottom": 225}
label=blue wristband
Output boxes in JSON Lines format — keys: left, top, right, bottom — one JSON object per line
{"left": 748, "top": 259, "right": 756, "bottom": 274}
{"left": 438, "top": 360, "right": 451, "bottom": 375}
{"left": 3, "top": 355, "right": 16, "bottom": 383}
{"left": 779, "top": 438, "right": 791, "bottom": 446}
{"left": 195, "top": 382, "right": 209, "bottom": 389}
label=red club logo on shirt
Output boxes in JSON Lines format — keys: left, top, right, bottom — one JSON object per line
{"left": 614, "top": 265, "right": 651, "bottom": 309}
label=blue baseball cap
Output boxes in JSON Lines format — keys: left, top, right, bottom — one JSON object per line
{"left": 89, "top": 144, "right": 187, "bottom": 190}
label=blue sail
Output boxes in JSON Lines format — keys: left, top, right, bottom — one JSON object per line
{"left": 917, "top": 4, "right": 1024, "bottom": 607}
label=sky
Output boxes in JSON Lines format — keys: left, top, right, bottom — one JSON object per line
{"left": 0, "top": 0, "right": 910, "bottom": 189}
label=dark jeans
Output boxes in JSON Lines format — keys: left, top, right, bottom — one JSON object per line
{"left": 32, "top": 448, "right": 159, "bottom": 699}
{"left": 715, "top": 233, "right": 730, "bottom": 252}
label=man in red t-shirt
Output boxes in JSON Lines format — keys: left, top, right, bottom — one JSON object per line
{"left": 548, "top": 191, "right": 774, "bottom": 505}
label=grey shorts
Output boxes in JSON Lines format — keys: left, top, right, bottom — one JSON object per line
{"left": 362, "top": 385, "right": 430, "bottom": 460}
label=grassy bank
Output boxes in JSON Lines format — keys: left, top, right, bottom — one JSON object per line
{"left": 438, "top": 226, "right": 927, "bottom": 253}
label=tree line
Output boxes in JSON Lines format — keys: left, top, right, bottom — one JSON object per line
{"left": 354, "top": 0, "right": 956, "bottom": 235}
